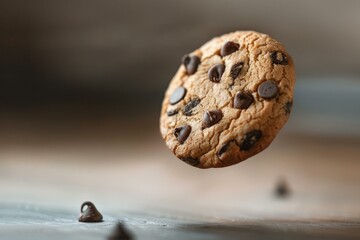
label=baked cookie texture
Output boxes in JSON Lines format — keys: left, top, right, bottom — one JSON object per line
{"left": 160, "top": 31, "right": 295, "bottom": 169}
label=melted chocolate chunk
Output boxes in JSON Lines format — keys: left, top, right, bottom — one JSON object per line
{"left": 230, "top": 62, "right": 244, "bottom": 79}
{"left": 217, "top": 140, "right": 237, "bottom": 157}
{"left": 182, "top": 55, "right": 201, "bottom": 75}
{"left": 258, "top": 80, "right": 279, "bottom": 100}
{"left": 233, "top": 91, "right": 254, "bottom": 109}
{"left": 174, "top": 125, "right": 191, "bottom": 144}
{"left": 202, "top": 110, "right": 223, "bottom": 129}
{"left": 180, "top": 157, "right": 200, "bottom": 166}
{"left": 284, "top": 101, "right": 293, "bottom": 115}
{"left": 270, "top": 51, "right": 288, "bottom": 65}
{"left": 239, "top": 130, "right": 262, "bottom": 151}
{"left": 170, "top": 87, "right": 187, "bottom": 105}
{"left": 167, "top": 108, "right": 179, "bottom": 116}
{"left": 220, "top": 41, "right": 240, "bottom": 57}
{"left": 208, "top": 64, "right": 225, "bottom": 83}
{"left": 183, "top": 98, "right": 201, "bottom": 116}
{"left": 78, "top": 201, "right": 103, "bottom": 222}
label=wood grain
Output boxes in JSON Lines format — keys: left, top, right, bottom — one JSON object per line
{"left": 1, "top": 131, "right": 360, "bottom": 239}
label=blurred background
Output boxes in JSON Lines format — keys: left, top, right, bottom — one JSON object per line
{"left": 1, "top": 0, "right": 360, "bottom": 238}
{"left": 1, "top": 0, "right": 359, "bottom": 142}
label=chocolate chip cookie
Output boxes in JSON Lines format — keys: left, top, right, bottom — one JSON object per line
{"left": 160, "top": 31, "right": 295, "bottom": 168}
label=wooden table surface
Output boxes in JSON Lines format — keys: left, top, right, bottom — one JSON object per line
{"left": 1, "top": 125, "right": 360, "bottom": 239}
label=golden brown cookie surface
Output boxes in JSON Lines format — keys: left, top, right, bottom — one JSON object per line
{"left": 160, "top": 31, "right": 295, "bottom": 168}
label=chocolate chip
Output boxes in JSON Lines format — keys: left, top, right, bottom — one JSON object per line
{"left": 258, "top": 80, "right": 279, "bottom": 100}
{"left": 183, "top": 98, "right": 201, "bottom": 116}
{"left": 167, "top": 108, "right": 179, "bottom": 116}
{"left": 239, "top": 130, "right": 262, "bottom": 151}
{"left": 208, "top": 64, "right": 225, "bottom": 83}
{"left": 174, "top": 125, "right": 191, "bottom": 144}
{"left": 284, "top": 101, "right": 293, "bottom": 115}
{"left": 234, "top": 91, "right": 254, "bottom": 109}
{"left": 270, "top": 51, "right": 288, "bottom": 65}
{"left": 78, "top": 201, "right": 103, "bottom": 222}
{"left": 275, "top": 178, "right": 291, "bottom": 198}
{"left": 202, "top": 110, "right": 223, "bottom": 129}
{"left": 182, "top": 55, "right": 201, "bottom": 75}
{"left": 230, "top": 62, "right": 244, "bottom": 79}
{"left": 180, "top": 157, "right": 200, "bottom": 166}
{"left": 107, "top": 222, "right": 133, "bottom": 240}
{"left": 170, "top": 87, "right": 186, "bottom": 105}
{"left": 217, "top": 140, "right": 237, "bottom": 157}
{"left": 220, "top": 41, "right": 240, "bottom": 57}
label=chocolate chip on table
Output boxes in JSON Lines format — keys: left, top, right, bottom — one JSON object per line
{"left": 182, "top": 54, "right": 201, "bottom": 75}
{"left": 170, "top": 87, "right": 187, "bottom": 105}
{"left": 270, "top": 51, "right": 288, "bottom": 65}
{"left": 258, "top": 80, "right": 279, "bottom": 100}
{"left": 208, "top": 64, "right": 225, "bottom": 83}
{"left": 230, "top": 62, "right": 244, "bottom": 79}
{"left": 233, "top": 91, "right": 254, "bottom": 109}
{"left": 220, "top": 41, "right": 240, "bottom": 57}
{"left": 78, "top": 201, "right": 103, "bottom": 222}
{"left": 183, "top": 98, "right": 201, "bottom": 116}
{"left": 107, "top": 222, "right": 133, "bottom": 240}
{"left": 274, "top": 178, "right": 291, "bottom": 198}
{"left": 167, "top": 108, "right": 179, "bottom": 116}
{"left": 174, "top": 125, "right": 191, "bottom": 144}
{"left": 217, "top": 140, "right": 237, "bottom": 157}
{"left": 239, "top": 130, "right": 262, "bottom": 151}
{"left": 202, "top": 110, "right": 223, "bottom": 129}
{"left": 284, "top": 101, "right": 293, "bottom": 115}
{"left": 180, "top": 157, "right": 200, "bottom": 166}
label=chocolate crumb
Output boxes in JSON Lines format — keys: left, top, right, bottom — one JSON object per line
{"left": 217, "top": 140, "right": 237, "bottom": 157}
{"left": 233, "top": 91, "right": 254, "bottom": 109}
{"left": 78, "top": 201, "right": 103, "bottom": 222}
{"left": 239, "top": 130, "right": 262, "bottom": 151}
{"left": 183, "top": 98, "right": 201, "bottom": 116}
{"left": 107, "top": 222, "right": 133, "bottom": 240}
{"left": 220, "top": 41, "right": 240, "bottom": 57}
{"left": 230, "top": 62, "right": 244, "bottom": 79}
{"left": 167, "top": 108, "right": 179, "bottom": 116}
{"left": 170, "top": 87, "right": 187, "bottom": 105}
{"left": 174, "top": 125, "right": 191, "bottom": 144}
{"left": 180, "top": 157, "right": 200, "bottom": 166}
{"left": 270, "top": 51, "right": 288, "bottom": 65}
{"left": 202, "top": 110, "right": 223, "bottom": 129}
{"left": 182, "top": 55, "right": 201, "bottom": 75}
{"left": 208, "top": 64, "right": 225, "bottom": 83}
{"left": 258, "top": 80, "right": 279, "bottom": 100}
{"left": 275, "top": 178, "right": 291, "bottom": 198}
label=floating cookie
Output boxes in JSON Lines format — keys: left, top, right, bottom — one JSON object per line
{"left": 160, "top": 31, "right": 295, "bottom": 168}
